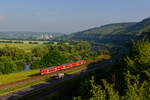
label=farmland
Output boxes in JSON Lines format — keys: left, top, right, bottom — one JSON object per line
{"left": 0, "top": 40, "right": 50, "bottom": 51}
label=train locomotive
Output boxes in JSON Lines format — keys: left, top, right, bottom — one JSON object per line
{"left": 40, "top": 60, "right": 85, "bottom": 75}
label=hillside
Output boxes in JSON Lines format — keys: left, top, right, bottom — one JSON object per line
{"left": 57, "top": 23, "right": 135, "bottom": 44}
{"left": 69, "top": 23, "right": 135, "bottom": 39}
{"left": 121, "top": 17, "right": 150, "bottom": 35}
{"left": 58, "top": 17, "right": 150, "bottom": 45}
{"left": 72, "top": 23, "right": 136, "bottom": 36}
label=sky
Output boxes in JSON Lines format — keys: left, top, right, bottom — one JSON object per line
{"left": 0, "top": 0, "right": 150, "bottom": 34}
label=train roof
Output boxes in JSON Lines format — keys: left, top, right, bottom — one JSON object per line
{"left": 47, "top": 66, "right": 56, "bottom": 69}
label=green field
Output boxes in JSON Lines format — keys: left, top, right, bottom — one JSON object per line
{"left": 0, "top": 40, "right": 51, "bottom": 52}
{"left": 0, "top": 69, "right": 40, "bottom": 85}
{"left": 0, "top": 43, "right": 48, "bottom": 51}
{"left": 0, "top": 40, "right": 50, "bottom": 43}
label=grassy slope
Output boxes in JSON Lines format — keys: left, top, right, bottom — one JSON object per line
{"left": 0, "top": 79, "right": 47, "bottom": 96}
{"left": 0, "top": 69, "right": 40, "bottom": 85}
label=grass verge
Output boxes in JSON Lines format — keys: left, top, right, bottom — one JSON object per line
{"left": 65, "top": 65, "right": 87, "bottom": 74}
{"left": 0, "top": 77, "right": 50, "bottom": 96}
{"left": 0, "top": 69, "right": 40, "bottom": 85}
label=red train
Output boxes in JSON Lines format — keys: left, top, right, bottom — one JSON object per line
{"left": 40, "top": 60, "right": 85, "bottom": 75}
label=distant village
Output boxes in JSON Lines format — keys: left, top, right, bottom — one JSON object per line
{"left": 37, "top": 32, "right": 53, "bottom": 40}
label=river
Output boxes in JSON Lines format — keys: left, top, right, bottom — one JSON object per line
{"left": 24, "top": 65, "right": 31, "bottom": 71}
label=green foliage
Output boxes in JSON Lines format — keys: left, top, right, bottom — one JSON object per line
{"left": 123, "top": 71, "right": 149, "bottom": 100}
{"left": 68, "top": 53, "right": 81, "bottom": 61}
{"left": 75, "top": 41, "right": 91, "bottom": 59}
{"left": 80, "top": 79, "right": 91, "bottom": 98}
{"left": 40, "top": 50, "right": 69, "bottom": 67}
{"left": 89, "top": 76, "right": 107, "bottom": 100}
{"left": 74, "top": 73, "right": 150, "bottom": 100}
{"left": 0, "top": 41, "right": 107, "bottom": 74}
{"left": 0, "top": 56, "right": 18, "bottom": 74}
{"left": 124, "top": 38, "right": 150, "bottom": 77}
{"left": 31, "top": 41, "right": 106, "bottom": 69}
{"left": 132, "top": 39, "right": 150, "bottom": 66}
{"left": 70, "top": 38, "right": 150, "bottom": 100}
{"left": 0, "top": 46, "right": 33, "bottom": 74}
{"left": 32, "top": 47, "right": 49, "bottom": 57}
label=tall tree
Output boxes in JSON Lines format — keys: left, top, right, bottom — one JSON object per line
{"left": 40, "top": 50, "right": 69, "bottom": 68}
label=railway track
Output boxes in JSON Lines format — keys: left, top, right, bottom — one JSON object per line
{"left": 0, "top": 59, "right": 100, "bottom": 90}
{"left": 0, "top": 56, "right": 111, "bottom": 100}
{"left": 13, "top": 59, "right": 112, "bottom": 100}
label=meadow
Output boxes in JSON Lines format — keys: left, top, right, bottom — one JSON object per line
{"left": 1, "top": 43, "right": 47, "bottom": 51}
{"left": 0, "top": 69, "right": 40, "bottom": 85}
{"left": 0, "top": 40, "right": 49, "bottom": 51}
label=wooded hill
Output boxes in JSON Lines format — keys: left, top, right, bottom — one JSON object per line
{"left": 58, "top": 17, "right": 150, "bottom": 45}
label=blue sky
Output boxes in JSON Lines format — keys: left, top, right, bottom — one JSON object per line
{"left": 0, "top": 0, "right": 150, "bottom": 33}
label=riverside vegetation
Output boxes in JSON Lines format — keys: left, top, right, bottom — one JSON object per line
{"left": 0, "top": 41, "right": 110, "bottom": 75}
